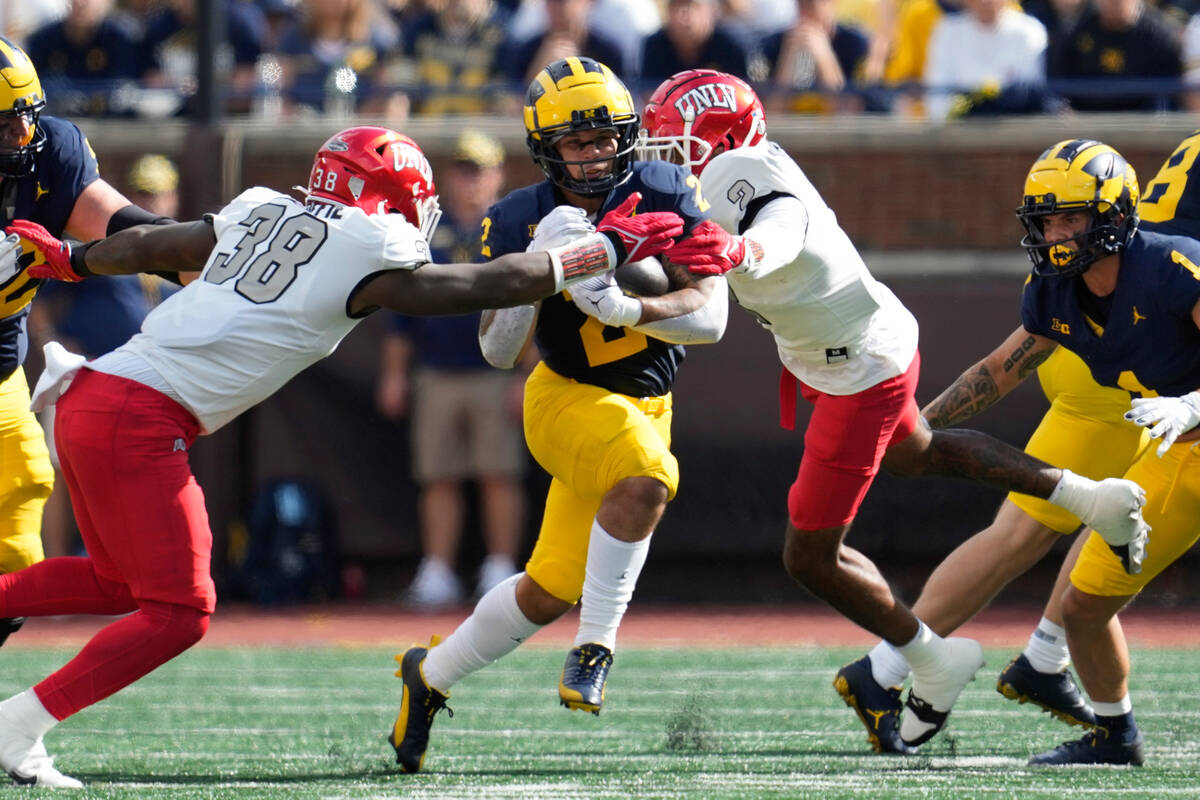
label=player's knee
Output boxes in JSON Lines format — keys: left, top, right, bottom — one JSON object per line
{"left": 598, "top": 476, "right": 669, "bottom": 536}
{"left": 781, "top": 527, "right": 835, "bottom": 585}
{"left": 1059, "top": 585, "right": 1109, "bottom": 629}
{"left": 515, "top": 573, "right": 573, "bottom": 625}
{"left": 607, "top": 476, "right": 668, "bottom": 511}
{"left": 142, "top": 601, "right": 211, "bottom": 652}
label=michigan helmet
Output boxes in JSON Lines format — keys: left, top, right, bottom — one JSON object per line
{"left": 523, "top": 57, "right": 638, "bottom": 196}
{"left": 0, "top": 35, "right": 46, "bottom": 179}
{"left": 1017, "top": 139, "right": 1139, "bottom": 277}
{"left": 638, "top": 69, "right": 766, "bottom": 177}
{"left": 307, "top": 126, "right": 441, "bottom": 239}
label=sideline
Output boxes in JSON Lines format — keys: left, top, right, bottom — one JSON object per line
{"left": 7, "top": 603, "right": 1197, "bottom": 649}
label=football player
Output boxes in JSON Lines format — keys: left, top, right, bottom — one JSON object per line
{"left": 637, "top": 70, "right": 1153, "bottom": 753}
{"left": 826, "top": 133, "right": 1200, "bottom": 758}
{"left": 846, "top": 344, "right": 1141, "bottom": 752}
{"left": 0, "top": 125, "right": 684, "bottom": 787}
{"left": 388, "top": 56, "right": 728, "bottom": 774}
{"left": 0, "top": 35, "right": 177, "bottom": 650}
{"left": 902, "top": 139, "right": 1200, "bottom": 767}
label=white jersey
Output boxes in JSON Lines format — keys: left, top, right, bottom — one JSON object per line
{"left": 700, "top": 142, "right": 918, "bottom": 395}
{"left": 88, "top": 186, "right": 430, "bottom": 432}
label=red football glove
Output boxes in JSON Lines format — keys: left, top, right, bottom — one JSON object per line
{"left": 596, "top": 192, "right": 685, "bottom": 265}
{"left": 665, "top": 219, "right": 747, "bottom": 276}
{"left": 5, "top": 220, "right": 85, "bottom": 281}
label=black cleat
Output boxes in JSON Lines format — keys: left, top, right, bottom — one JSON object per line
{"left": 997, "top": 654, "right": 1096, "bottom": 728}
{"left": 1029, "top": 726, "right": 1145, "bottom": 766}
{"left": 389, "top": 636, "right": 452, "bottom": 773}
{"left": 833, "top": 656, "right": 916, "bottom": 754}
{"left": 559, "top": 643, "right": 613, "bottom": 714}
{"left": 0, "top": 618, "right": 24, "bottom": 648}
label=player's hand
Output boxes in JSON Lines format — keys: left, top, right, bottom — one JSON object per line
{"left": 664, "top": 219, "right": 747, "bottom": 276}
{"left": 1052, "top": 471, "right": 1150, "bottom": 574}
{"left": 596, "top": 192, "right": 684, "bottom": 265}
{"left": 6, "top": 220, "right": 83, "bottom": 282}
{"left": 528, "top": 205, "right": 595, "bottom": 252}
{"left": 569, "top": 272, "right": 643, "bottom": 328}
{"left": 1124, "top": 392, "right": 1200, "bottom": 457}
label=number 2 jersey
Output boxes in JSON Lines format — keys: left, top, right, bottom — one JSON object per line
{"left": 481, "top": 161, "right": 708, "bottom": 398}
{"left": 88, "top": 187, "right": 430, "bottom": 433}
{"left": 698, "top": 141, "right": 919, "bottom": 396}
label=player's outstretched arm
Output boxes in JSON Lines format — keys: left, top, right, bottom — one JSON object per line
{"left": 922, "top": 325, "right": 1056, "bottom": 429}
{"left": 352, "top": 251, "right": 573, "bottom": 316}
{"left": 7, "top": 219, "right": 214, "bottom": 280}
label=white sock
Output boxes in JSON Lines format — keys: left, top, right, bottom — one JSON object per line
{"left": 421, "top": 573, "right": 540, "bottom": 693}
{"left": 0, "top": 689, "right": 57, "bottom": 740}
{"left": 868, "top": 641, "right": 912, "bottom": 688}
{"left": 896, "top": 620, "right": 947, "bottom": 676}
{"left": 574, "top": 520, "right": 651, "bottom": 650}
{"left": 1023, "top": 616, "right": 1071, "bottom": 674}
{"left": 1092, "top": 695, "right": 1133, "bottom": 717}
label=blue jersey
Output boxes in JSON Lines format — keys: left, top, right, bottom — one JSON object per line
{"left": 1020, "top": 231, "right": 1200, "bottom": 397}
{"left": 387, "top": 210, "right": 491, "bottom": 372}
{"left": 481, "top": 161, "right": 709, "bottom": 397}
{"left": 0, "top": 115, "right": 100, "bottom": 380}
{"left": 1140, "top": 129, "right": 1200, "bottom": 239}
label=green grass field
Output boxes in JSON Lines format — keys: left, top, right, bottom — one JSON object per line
{"left": 5, "top": 645, "right": 1197, "bottom": 798}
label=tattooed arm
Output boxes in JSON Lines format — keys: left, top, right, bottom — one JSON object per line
{"left": 922, "top": 325, "right": 1058, "bottom": 428}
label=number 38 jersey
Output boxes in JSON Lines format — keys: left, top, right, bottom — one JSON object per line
{"left": 90, "top": 187, "right": 430, "bottom": 433}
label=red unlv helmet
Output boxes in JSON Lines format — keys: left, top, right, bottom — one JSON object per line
{"left": 307, "top": 126, "right": 441, "bottom": 239}
{"left": 638, "top": 70, "right": 766, "bottom": 176}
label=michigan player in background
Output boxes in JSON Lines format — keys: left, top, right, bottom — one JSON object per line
{"left": 389, "top": 57, "right": 728, "bottom": 774}
{"left": 842, "top": 130, "right": 1200, "bottom": 755}
{"left": 638, "top": 71, "right": 1152, "bottom": 756}
{"left": 0, "top": 125, "right": 682, "bottom": 787}
{"left": 0, "top": 36, "right": 174, "bottom": 648}
{"left": 880, "top": 139, "right": 1200, "bottom": 766}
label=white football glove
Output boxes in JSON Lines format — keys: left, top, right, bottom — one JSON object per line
{"left": 570, "top": 272, "right": 643, "bottom": 328}
{"left": 1124, "top": 391, "right": 1200, "bottom": 457}
{"left": 527, "top": 205, "right": 595, "bottom": 252}
{"left": 1049, "top": 469, "right": 1150, "bottom": 573}
{"left": 0, "top": 233, "right": 23, "bottom": 284}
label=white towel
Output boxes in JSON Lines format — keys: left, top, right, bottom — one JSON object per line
{"left": 30, "top": 341, "right": 87, "bottom": 413}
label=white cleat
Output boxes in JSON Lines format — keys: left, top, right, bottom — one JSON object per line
{"left": 900, "top": 637, "right": 985, "bottom": 747}
{"left": 0, "top": 728, "right": 82, "bottom": 789}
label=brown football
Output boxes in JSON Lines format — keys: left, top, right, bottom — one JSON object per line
{"left": 615, "top": 257, "right": 671, "bottom": 296}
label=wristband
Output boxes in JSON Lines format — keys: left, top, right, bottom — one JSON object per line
{"left": 69, "top": 240, "right": 95, "bottom": 279}
{"left": 546, "top": 233, "right": 617, "bottom": 292}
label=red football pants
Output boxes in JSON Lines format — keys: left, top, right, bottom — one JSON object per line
{"left": 0, "top": 369, "right": 214, "bottom": 720}
{"left": 785, "top": 352, "right": 921, "bottom": 530}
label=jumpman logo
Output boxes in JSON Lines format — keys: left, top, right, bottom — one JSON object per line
{"left": 1131, "top": 306, "right": 1147, "bottom": 325}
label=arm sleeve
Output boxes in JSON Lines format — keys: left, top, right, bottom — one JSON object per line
{"left": 734, "top": 195, "right": 808, "bottom": 280}
{"left": 632, "top": 277, "right": 728, "bottom": 344}
{"left": 479, "top": 303, "right": 538, "bottom": 368}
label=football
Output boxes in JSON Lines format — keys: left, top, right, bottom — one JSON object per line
{"left": 615, "top": 257, "right": 671, "bottom": 297}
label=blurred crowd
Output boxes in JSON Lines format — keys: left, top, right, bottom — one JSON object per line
{"left": 1, "top": 0, "right": 1198, "bottom": 122}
